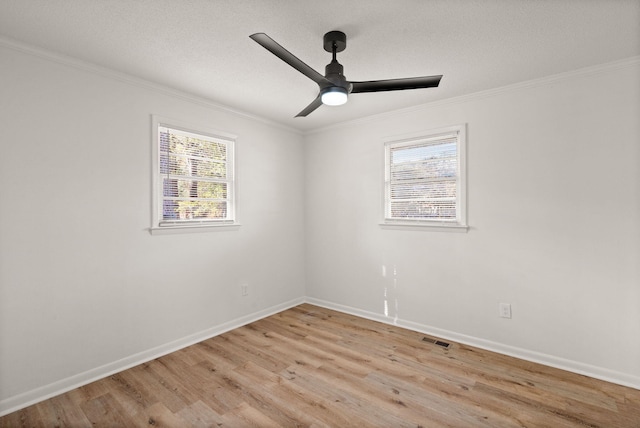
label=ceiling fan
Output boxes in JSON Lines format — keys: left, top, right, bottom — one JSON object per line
{"left": 250, "top": 31, "right": 442, "bottom": 117}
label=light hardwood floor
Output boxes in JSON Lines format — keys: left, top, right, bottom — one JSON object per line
{"left": 1, "top": 304, "right": 639, "bottom": 427}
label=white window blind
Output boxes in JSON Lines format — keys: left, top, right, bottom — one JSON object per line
{"left": 384, "top": 125, "right": 466, "bottom": 228}
{"left": 156, "top": 125, "right": 235, "bottom": 227}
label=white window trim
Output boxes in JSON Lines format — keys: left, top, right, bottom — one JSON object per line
{"left": 150, "top": 115, "right": 240, "bottom": 235}
{"left": 380, "top": 124, "right": 468, "bottom": 232}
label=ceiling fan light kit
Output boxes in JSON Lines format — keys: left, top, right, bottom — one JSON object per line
{"left": 250, "top": 30, "right": 442, "bottom": 117}
{"left": 320, "top": 86, "right": 348, "bottom": 106}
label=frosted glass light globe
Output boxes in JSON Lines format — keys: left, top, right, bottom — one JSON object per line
{"left": 321, "top": 87, "right": 348, "bottom": 106}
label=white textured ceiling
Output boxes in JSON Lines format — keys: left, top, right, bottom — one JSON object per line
{"left": 1, "top": 0, "right": 639, "bottom": 131}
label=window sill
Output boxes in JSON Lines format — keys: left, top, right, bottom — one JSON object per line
{"left": 379, "top": 221, "right": 468, "bottom": 232}
{"left": 149, "top": 223, "right": 241, "bottom": 235}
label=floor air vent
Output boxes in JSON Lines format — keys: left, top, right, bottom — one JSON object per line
{"left": 422, "top": 337, "right": 451, "bottom": 348}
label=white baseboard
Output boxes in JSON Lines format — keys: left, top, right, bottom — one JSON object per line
{"left": 0, "top": 297, "right": 305, "bottom": 417}
{"left": 3, "top": 294, "right": 638, "bottom": 417}
{"left": 304, "top": 297, "right": 640, "bottom": 391}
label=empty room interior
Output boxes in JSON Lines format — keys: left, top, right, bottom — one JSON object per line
{"left": 1, "top": 1, "right": 639, "bottom": 426}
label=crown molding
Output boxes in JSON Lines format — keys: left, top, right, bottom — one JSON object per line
{"left": 306, "top": 56, "right": 640, "bottom": 135}
{"left": 0, "top": 35, "right": 303, "bottom": 136}
{"left": 2, "top": 35, "right": 637, "bottom": 138}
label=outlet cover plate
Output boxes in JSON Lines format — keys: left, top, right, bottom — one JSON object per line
{"left": 499, "top": 302, "right": 512, "bottom": 318}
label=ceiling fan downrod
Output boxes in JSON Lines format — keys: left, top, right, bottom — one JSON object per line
{"left": 321, "top": 31, "right": 350, "bottom": 105}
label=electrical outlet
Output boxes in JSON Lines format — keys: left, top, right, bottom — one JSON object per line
{"left": 241, "top": 284, "right": 249, "bottom": 297}
{"left": 499, "top": 302, "right": 512, "bottom": 319}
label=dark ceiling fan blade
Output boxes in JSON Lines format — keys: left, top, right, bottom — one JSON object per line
{"left": 250, "top": 33, "right": 330, "bottom": 86}
{"left": 295, "top": 95, "right": 323, "bottom": 117}
{"left": 350, "top": 75, "right": 442, "bottom": 93}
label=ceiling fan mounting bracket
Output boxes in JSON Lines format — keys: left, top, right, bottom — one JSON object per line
{"left": 323, "top": 31, "right": 346, "bottom": 53}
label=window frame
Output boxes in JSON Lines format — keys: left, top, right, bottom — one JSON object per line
{"left": 150, "top": 115, "right": 239, "bottom": 234}
{"left": 381, "top": 124, "right": 468, "bottom": 232}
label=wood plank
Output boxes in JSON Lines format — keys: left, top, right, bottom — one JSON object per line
{"left": 79, "top": 392, "right": 131, "bottom": 427}
{"left": 2, "top": 304, "right": 639, "bottom": 427}
{"left": 33, "top": 393, "right": 93, "bottom": 427}
{"left": 174, "top": 400, "right": 224, "bottom": 426}
{"left": 280, "top": 362, "right": 420, "bottom": 427}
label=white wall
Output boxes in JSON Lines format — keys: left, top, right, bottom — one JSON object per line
{"left": 304, "top": 60, "right": 640, "bottom": 387}
{"left": 0, "top": 44, "right": 306, "bottom": 410}
{"left": 1, "top": 40, "right": 638, "bottom": 415}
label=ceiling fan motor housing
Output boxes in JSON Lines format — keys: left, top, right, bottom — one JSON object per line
{"left": 323, "top": 31, "right": 350, "bottom": 92}
{"left": 325, "top": 60, "right": 350, "bottom": 90}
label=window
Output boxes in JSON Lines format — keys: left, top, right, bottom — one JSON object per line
{"left": 383, "top": 124, "right": 467, "bottom": 230}
{"left": 151, "top": 116, "right": 236, "bottom": 231}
